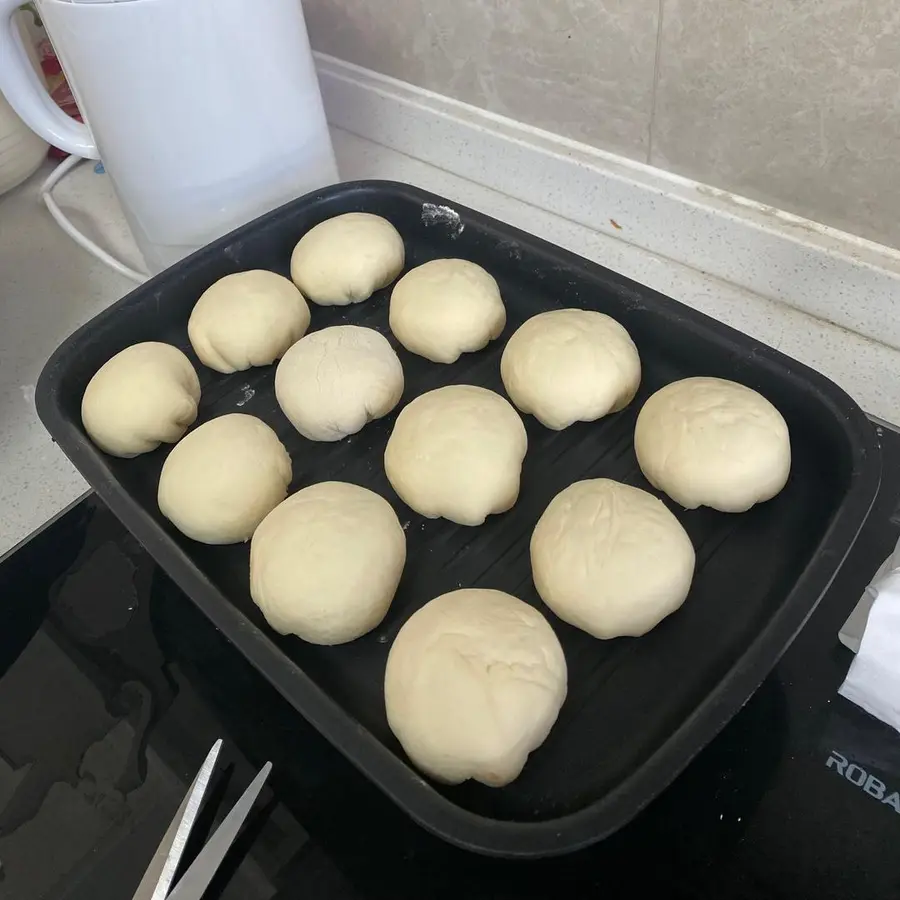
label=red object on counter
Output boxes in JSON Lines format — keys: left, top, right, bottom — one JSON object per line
{"left": 38, "top": 37, "right": 82, "bottom": 158}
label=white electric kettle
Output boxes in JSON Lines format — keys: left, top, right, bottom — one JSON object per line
{"left": 0, "top": 0, "right": 338, "bottom": 272}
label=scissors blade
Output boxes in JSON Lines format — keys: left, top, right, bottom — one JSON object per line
{"left": 166, "top": 761, "right": 272, "bottom": 900}
{"left": 131, "top": 739, "right": 223, "bottom": 900}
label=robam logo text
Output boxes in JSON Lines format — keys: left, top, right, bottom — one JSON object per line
{"left": 826, "top": 751, "right": 900, "bottom": 814}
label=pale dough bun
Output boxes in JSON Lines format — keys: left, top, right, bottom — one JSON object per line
{"left": 531, "top": 479, "right": 695, "bottom": 639}
{"left": 250, "top": 481, "right": 405, "bottom": 645}
{"left": 290, "top": 212, "right": 405, "bottom": 306}
{"left": 634, "top": 377, "right": 791, "bottom": 512}
{"left": 81, "top": 342, "right": 200, "bottom": 458}
{"left": 500, "top": 309, "right": 641, "bottom": 430}
{"left": 389, "top": 258, "right": 506, "bottom": 363}
{"left": 385, "top": 589, "right": 567, "bottom": 786}
{"left": 188, "top": 270, "right": 310, "bottom": 374}
{"left": 158, "top": 413, "right": 291, "bottom": 544}
{"left": 275, "top": 325, "right": 404, "bottom": 442}
{"left": 384, "top": 385, "right": 527, "bottom": 526}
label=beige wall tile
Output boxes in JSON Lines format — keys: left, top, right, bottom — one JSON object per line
{"left": 652, "top": 0, "right": 900, "bottom": 247}
{"left": 304, "top": 0, "right": 660, "bottom": 160}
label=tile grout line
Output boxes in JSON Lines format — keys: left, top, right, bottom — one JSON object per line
{"left": 647, "top": 0, "right": 666, "bottom": 165}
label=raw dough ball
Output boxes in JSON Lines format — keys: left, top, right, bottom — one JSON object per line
{"left": 531, "top": 479, "right": 695, "bottom": 639}
{"left": 275, "top": 325, "right": 404, "bottom": 441}
{"left": 634, "top": 377, "right": 791, "bottom": 512}
{"left": 81, "top": 342, "right": 200, "bottom": 458}
{"left": 250, "top": 481, "right": 405, "bottom": 645}
{"left": 500, "top": 309, "right": 641, "bottom": 430}
{"left": 158, "top": 413, "right": 291, "bottom": 544}
{"left": 384, "top": 385, "right": 527, "bottom": 526}
{"left": 290, "top": 212, "right": 405, "bottom": 306}
{"left": 389, "top": 258, "right": 506, "bottom": 363}
{"left": 188, "top": 270, "right": 310, "bottom": 374}
{"left": 385, "top": 589, "right": 567, "bottom": 786}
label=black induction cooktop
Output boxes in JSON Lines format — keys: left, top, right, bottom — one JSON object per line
{"left": 2, "top": 423, "right": 900, "bottom": 900}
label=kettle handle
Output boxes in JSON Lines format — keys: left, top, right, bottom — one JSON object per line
{"left": 0, "top": 0, "right": 97, "bottom": 158}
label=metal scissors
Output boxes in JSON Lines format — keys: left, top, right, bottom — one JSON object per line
{"left": 132, "top": 740, "right": 272, "bottom": 900}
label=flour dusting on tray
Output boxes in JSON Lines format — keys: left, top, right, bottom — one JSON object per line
{"left": 421, "top": 202, "right": 465, "bottom": 238}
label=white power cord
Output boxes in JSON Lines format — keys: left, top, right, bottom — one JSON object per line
{"left": 39, "top": 154, "right": 147, "bottom": 284}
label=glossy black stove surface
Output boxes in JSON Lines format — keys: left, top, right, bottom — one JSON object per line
{"left": 2, "top": 424, "right": 900, "bottom": 900}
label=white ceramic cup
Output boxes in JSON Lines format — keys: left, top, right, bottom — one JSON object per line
{"left": 0, "top": 0, "right": 338, "bottom": 271}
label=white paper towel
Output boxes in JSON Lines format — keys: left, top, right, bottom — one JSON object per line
{"left": 839, "top": 539, "right": 900, "bottom": 732}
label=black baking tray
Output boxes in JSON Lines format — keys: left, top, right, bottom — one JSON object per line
{"left": 36, "top": 180, "right": 880, "bottom": 858}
